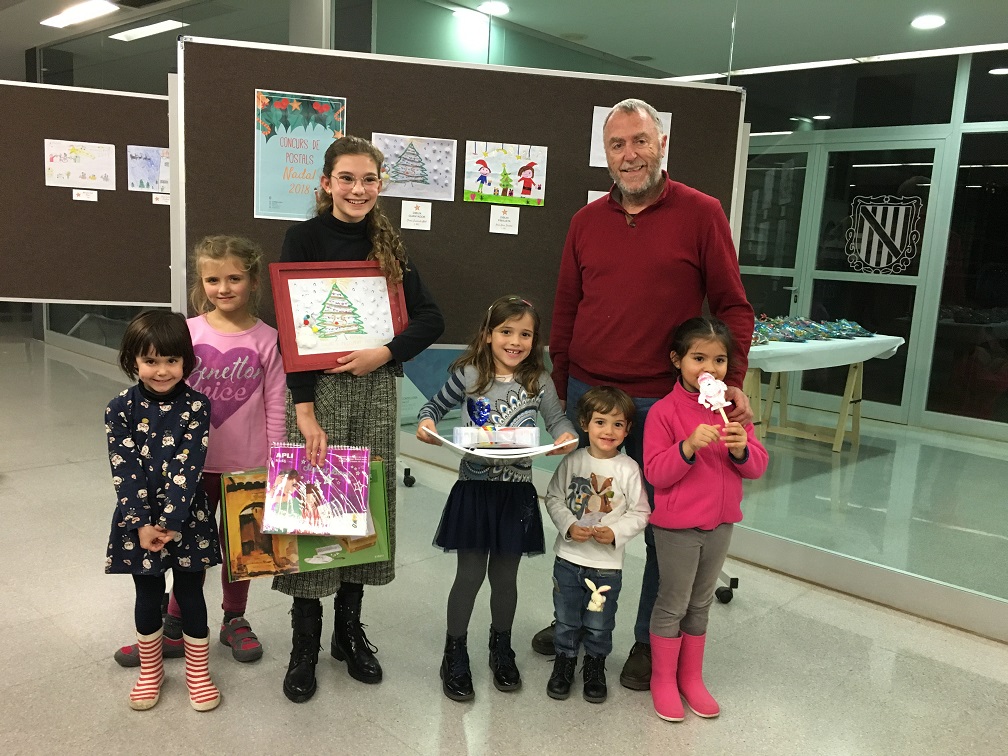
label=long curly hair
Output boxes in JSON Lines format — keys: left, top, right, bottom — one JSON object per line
{"left": 315, "top": 136, "right": 407, "bottom": 284}
{"left": 451, "top": 295, "right": 545, "bottom": 396}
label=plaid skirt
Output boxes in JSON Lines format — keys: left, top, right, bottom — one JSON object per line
{"left": 272, "top": 364, "right": 398, "bottom": 599}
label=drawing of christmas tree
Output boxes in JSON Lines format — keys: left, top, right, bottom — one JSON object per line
{"left": 389, "top": 142, "right": 430, "bottom": 186}
{"left": 499, "top": 164, "right": 513, "bottom": 195}
{"left": 315, "top": 282, "right": 365, "bottom": 338}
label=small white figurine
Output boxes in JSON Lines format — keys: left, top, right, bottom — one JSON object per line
{"left": 697, "top": 371, "right": 731, "bottom": 424}
{"left": 585, "top": 578, "right": 611, "bottom": 612}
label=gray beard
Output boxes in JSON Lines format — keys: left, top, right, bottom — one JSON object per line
{"left": 612, "top": 166, "right": 663, "bottom": 205}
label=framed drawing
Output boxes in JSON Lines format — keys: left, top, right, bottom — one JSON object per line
{"left": 270, "top": 260, "right": 408, "bottom": 372}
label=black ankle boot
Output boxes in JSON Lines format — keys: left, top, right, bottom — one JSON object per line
{"left": 331, "top": 586, "right": 382, "bottom": 684}
{"left": 582, "top": 653, "right": 608, "bottom": 703}
{"left": 488, "top": 627, "right": 521, "bottom": 692}
{"left": 440, "top": 633, "right": 474, "bottom": 702}
{"left": 546, "top": 654, "right": 577, "bottom": 700}
{"left": 284, "top": 599, "right": 322, "bottom": 703}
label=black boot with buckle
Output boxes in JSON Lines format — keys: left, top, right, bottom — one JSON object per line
{"left": 488, "top": 627, "right": 522, "bottom": 692}
{"left": 440, "top": 633, "right": 475, "bottom": 702}
{"left": 284, "top": 598, "right": 322, "bottom": 703}
{"left": 331, "top": 583, "right": 382, "bottom": 684}
{"left": 583, "top": 653, "right": 608, "bottom": 703}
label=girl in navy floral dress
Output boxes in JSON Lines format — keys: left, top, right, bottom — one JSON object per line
{"left": 105, "top": 311, "right": 221, "bottom": 712}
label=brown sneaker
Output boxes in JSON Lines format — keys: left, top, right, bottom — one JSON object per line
{"left": 618, "top": 641, "right": 651, "bottom": 690}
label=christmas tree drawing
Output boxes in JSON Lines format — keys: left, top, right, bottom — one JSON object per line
{"left": 389, "top": 142, "right": 430, "bottom": 186}
{"left": 315, "top": 282, "right": 365, "bottom": 338}
{"left": 499, "top": 164, "right": 513, "bottom": 195}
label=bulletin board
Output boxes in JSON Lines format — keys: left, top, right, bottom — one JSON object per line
{"left": 179, "top": 37, "right": 744, "bottom": 341}
{"left": 0, "top": 81, "right": 170, "bottom": 303}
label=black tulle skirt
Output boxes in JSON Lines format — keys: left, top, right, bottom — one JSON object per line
{"left": 433, "top": 480, "right": 544, "bottom": 556}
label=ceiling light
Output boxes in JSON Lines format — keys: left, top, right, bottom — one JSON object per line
{"left": 667, "top": 73, "right": 725, "bottom": 82}
{"left": 40, "top": 0, "right": 118, "bottom": 28}
{"left": 109, "top": 20, "right": 189, "bottom": 42}
{"left": 751, "top": 131, "right": 794, "bottom": 137}
{"left": 729, "top": 59, "right": 858, "bottom": 76}
{"left": 477, "top": 2, "right": 509, "bottom": 15}
{"left": 812, "top": 115, "right": 831, "bottom": 121}
{"left": 990, "top": 68, "right": 1008, "bottom": 75}
{"left": 911, "top": 15, "right": 945, "bottom": 30}
{"left": 857, "top": 42, "right": 1008, "bottom": 62}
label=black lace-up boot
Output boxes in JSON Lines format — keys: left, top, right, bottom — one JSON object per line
{"left": 546, "top": 654, "right": 577, "bottom": 700}
{"left": 331, "top": 584, "right": 382, "bottom": 684}
{"left": 440, "top": 633, "right": 475, "bottom": 702}
{"left": 283, "top": 598, "right": 322, "bottom": 703}
{"left": 583, "top": 653, "right": 608, "bottom": 703}
{"left": 488, "top": 627, "right": 522, "bottom": 692}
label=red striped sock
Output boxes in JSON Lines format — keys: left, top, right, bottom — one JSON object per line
{"left": 183, "top": 634, "right": 221, "bottom": 711}
{"left": 129, "top": 629, "right": 164, "bottom": 711}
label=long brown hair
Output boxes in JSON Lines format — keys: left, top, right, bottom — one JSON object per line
{"left": 451, "top": 295, "right": 545, "bottom": 395}
{"left": 316, "top": 136, "right": 407, "bottom": 284}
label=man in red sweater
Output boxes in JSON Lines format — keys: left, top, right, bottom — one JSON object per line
{"left": 534, "top": 98, "right": 754, "bottom": 692}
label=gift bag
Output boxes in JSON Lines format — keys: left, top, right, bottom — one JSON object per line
{"left": 221, "top": 459, "right": 390, "bottom": 581}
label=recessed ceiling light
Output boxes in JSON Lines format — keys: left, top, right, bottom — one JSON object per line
{"left": 911, "top": 14, "right": 945, "bottom": 30}
{"left": 812, "top": 115, "right": 831, "bottom": 120}
{"left": 477, "top": 1, "right": 510, "bottom": 15}
{"left": 990, "top": 68, "right": 1008, "bottom": 75}
{"left": 109, "top": 20, "right": 189, "bottom": 42}
{"left": 41, "top": 0, "right": 118, "bottom": 28}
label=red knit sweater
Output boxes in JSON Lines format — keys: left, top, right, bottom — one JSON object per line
{"left": 550, "top": 175, "right": 753, "bottom": 399}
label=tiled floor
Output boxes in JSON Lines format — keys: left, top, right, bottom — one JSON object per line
{"left": 3, "top": 334, "right": 1008, "bottom": 755}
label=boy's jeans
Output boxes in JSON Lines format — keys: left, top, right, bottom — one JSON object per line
{"left": 552, "top": 556, "right": 623, "bottom": 658}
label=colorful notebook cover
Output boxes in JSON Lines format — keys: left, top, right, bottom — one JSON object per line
{"left": 221, "top": 460, "right": 390, "bottom": 581}
{"left": 263, "top": 444, "right": 370, "bottom": 536}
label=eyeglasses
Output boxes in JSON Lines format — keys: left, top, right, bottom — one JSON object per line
{"left": 332, "top": 173, "right": 381, "bottom": 189}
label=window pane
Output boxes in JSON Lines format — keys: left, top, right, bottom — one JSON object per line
{"left": 736, "top": 57, "right": 957, "bottom": 134}
{"left": 48, "top": 304, "right": 158, "bottom": 350}
{"left": 802, "top": 279, "right": 913, "bottom": 405}
{"left": 964, "top": 51, "right": 1008, "bottom": 123}
{"left": 742, "top": 274, "right": 792, "bottom": 318}
{"left": 925, "top": 132, "right": 1008, "bottom": 422}
{"left": 740, "top": 152, "right": 806, "bottom": 269}
{"left": 816, "top": 149, "right": 934, "bottom": 277}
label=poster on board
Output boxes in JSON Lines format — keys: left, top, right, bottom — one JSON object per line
{"left": 462, "top": 140, "right": 548, "bottom": 207}
{"left": 371, "top": 133, "right": 456, "bottom": 202}
{"left": 126, "top": 146, "right": 170, "bottom": 193}
{"left": 44, "top": 139, "right": 115, "bottom": 191}
{"left": 254, "top": 89, "right": 346, "bottom": 221}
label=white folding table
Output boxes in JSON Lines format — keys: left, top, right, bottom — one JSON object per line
{"left": 743, "top": 335, "right": 906, "bottom": 452}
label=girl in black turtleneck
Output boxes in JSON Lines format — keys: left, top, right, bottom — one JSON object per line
{"left": 274, "top": 136, "right": 444, "bottom": 703}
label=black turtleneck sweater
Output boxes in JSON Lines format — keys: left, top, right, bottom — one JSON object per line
{"left": 280, "top": 211, "right": 445, "bottom": 404}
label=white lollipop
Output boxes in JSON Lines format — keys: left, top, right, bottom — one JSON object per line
{"left": 697, "top": 372, "right": 731, "bottom": 424}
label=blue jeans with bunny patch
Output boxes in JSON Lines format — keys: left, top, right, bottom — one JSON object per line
{"left": 552, "top": 557, "right": 622, "bottom": 658}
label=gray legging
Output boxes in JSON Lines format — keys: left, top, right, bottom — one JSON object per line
{"left": 446, "top": 549, "right": 522, "bottom": 638}
{"left": 650, "top": 523, "right": 733, "bottom": 638}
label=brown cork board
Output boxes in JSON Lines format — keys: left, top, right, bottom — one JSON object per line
{"left": 181, "top": 40, "right": 743, "bottom": 341}
{"left": 0, "top": 83, "right": 170, "bottom": 303}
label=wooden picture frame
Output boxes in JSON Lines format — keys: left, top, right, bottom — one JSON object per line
{"left": 270, "top": 260, "right": 408, "bottom": 373}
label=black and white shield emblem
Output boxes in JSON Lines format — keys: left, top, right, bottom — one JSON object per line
{"left": 844, "top": 195, "right": 922, "bottom": 274}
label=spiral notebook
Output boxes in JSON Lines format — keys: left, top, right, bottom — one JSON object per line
{"left": 262, "top": 443, "right": 371, "bottom": 536}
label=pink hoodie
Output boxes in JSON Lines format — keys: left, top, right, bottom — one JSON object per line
{"left": 644, "top": 380, "right": 768, "bottom": 530}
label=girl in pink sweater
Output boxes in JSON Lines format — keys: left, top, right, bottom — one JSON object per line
{"left": 114, "top": 236, "right": 286, "bottom": 667}
{"left": 643, "top": 317, "right": 768, "bottom": 722}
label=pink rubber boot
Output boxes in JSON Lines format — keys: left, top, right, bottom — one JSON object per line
{"left": 677, "top": 632, "right": 719, "bottom": 718}
{"left": 649, "top": 633, "right": 684, "bottom": 722}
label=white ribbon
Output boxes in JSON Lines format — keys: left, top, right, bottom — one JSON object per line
{"left": 420, "top": 427, "right": 577, "bottom": 459}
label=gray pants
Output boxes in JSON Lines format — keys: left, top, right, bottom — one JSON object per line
{"left": 650, "top": 523, "right": 733, "bottom": 638}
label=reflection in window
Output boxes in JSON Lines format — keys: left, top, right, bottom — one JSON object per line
{"left": 926, "top": 133, "right": 1008, "bottom": 422}
{"left": 816, "top": 150, "right": 934, "bottom": 277}
{"left": 964, "top": 50, "right": 1008, "bottom": 123}
{"left": 740, "top": 152, "right": 806, "bottom": 269}
{"left": 803, "top": 280, "right": 913, "bottom": 406}
{"left": 741, "top": 274, "right": 792, "bottom": 319}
